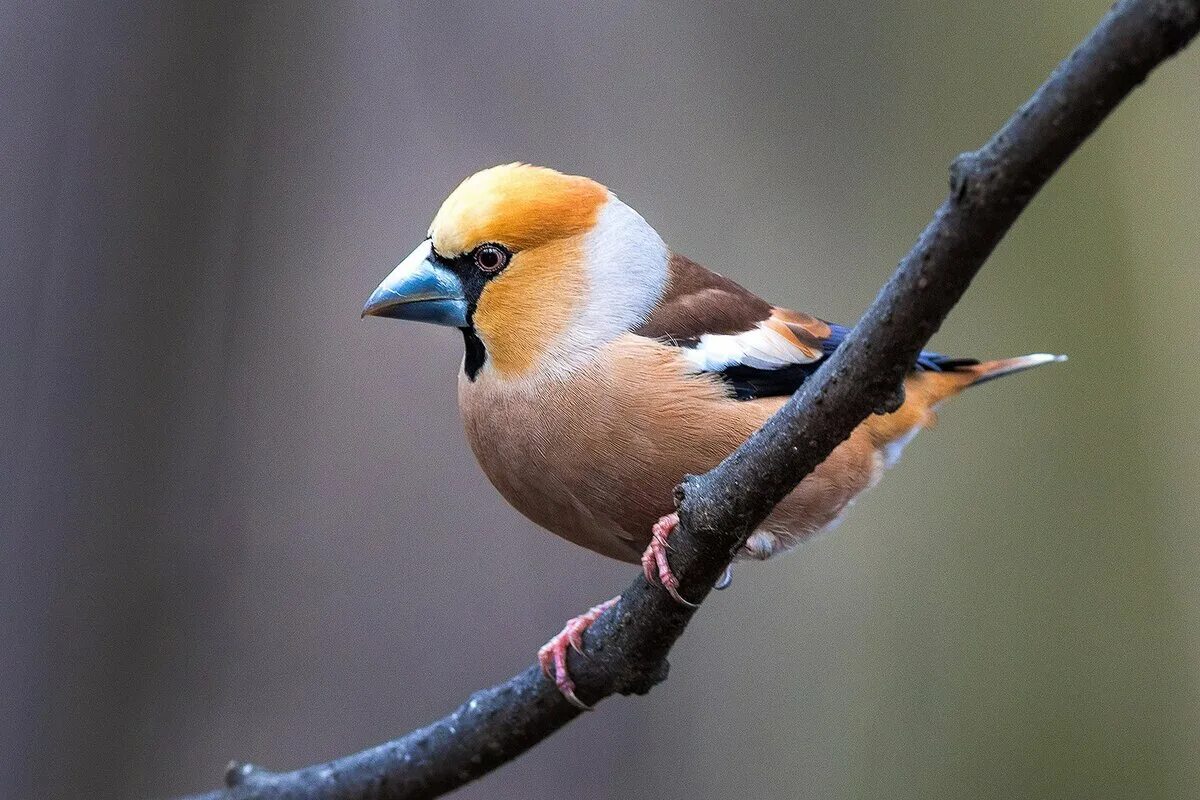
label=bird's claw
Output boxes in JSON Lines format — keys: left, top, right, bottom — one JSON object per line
{"left": 538, "top": 596, "right": 620, "bottom": 710}
{"left": 641, "top": 513, "right": 698, "bottom": 607}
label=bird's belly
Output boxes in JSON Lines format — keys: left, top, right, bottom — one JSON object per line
{"left": 457, "top": 338, "right": 758, "bottom": 562}
{"left": 457, "top": 379, "right": 688, "bottom": 562}
{"left": 457, "top": 336, "right": 898, "bottom": 564}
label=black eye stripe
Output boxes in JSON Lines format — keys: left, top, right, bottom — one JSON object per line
{"left": 442, "top": 243, "right": 512, "bottom": 335}
{"left": 451, "top": 244, "right": 511, "bottom": 382}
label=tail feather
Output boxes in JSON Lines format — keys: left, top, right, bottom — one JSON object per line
{"left": 963, "top": 353, "right": 1068, "bottom": 386}
{"left": 867, "top": 351, "right": 1065, "bottom": 453}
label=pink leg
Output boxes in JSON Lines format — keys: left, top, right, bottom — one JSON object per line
{"left": 538, "top": 595, "right": 620, "bottom": 710}
{"left": 640, "top": 512, "right": 697, "bottom": 607}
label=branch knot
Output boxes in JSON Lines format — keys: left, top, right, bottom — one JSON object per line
{"left": 949, "top": 150, "right": 984, "bottom": 202}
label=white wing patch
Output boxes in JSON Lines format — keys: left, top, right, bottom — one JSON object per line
{"left": 682, "top": 322, "right": 823, "bottom": 372}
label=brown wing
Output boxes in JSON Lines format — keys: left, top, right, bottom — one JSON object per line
{"left": 633, "top": 251, "right": 829, "bottom": 357}
{"left": 632, "top": 253, "right": 772, "bottom": 342}
{"left": 631, "top": 253, "right": 976, "bottom": 401}
{"left": 630, "top": 253, "right": 843, "bottom": 399}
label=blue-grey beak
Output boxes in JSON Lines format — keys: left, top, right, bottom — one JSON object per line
{"left": 361, "top": 239, "right": 468, "bottom": 327}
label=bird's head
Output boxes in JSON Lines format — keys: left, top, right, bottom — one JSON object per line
{"left": 363, "top": 164, "right": 668, "bottom": 379}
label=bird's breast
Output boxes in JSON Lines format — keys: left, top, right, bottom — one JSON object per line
{"left": 455, "top": 334, "right": 929, "bottom": 564}
{"left": 456, "top": 335, "right": 762, "bottom": 562}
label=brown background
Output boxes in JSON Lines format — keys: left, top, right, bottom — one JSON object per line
{"left": 3, "top": 1, "right": 1198, "bottom": 798}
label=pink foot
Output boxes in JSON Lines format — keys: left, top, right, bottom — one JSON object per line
{"left": 538, "top": 596, "right": 620, "bottom": 710}
{"left": 641, "top": 512, "right": 697, "bottom": 607}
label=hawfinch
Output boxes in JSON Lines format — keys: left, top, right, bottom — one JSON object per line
{"left": 363, "top": 163, "right": 1063, "bottom": 707}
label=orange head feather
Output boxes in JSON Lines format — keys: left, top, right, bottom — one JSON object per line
{"left": 427, "top": 164, "right": 668, "bottom": 379}
{"left": 430, "top": 163, "right": 608, "bottom": 256}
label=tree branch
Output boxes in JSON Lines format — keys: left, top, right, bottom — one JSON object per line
{"left": 176, "top": 2, "right": 1200, "bottom": 798}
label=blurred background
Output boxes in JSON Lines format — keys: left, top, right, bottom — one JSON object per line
{"left": 3, "top": 1, "right": 1198, "bottom": 798}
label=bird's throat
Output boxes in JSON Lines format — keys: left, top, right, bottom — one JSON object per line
{"left": 462, "top": 327, "right": 487, "bottom": 380}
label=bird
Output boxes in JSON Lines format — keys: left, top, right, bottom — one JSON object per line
{"left": 362, "top": 163, "right": 1064, "bottom": 708}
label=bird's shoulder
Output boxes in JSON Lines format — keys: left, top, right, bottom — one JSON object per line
{"left": 632, "top": 252, "right": 774, "bottom": 341}
{"left": 631, "top": 253, "right": 840, "bottom": 400}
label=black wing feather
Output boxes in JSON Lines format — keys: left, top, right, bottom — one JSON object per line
{"left": 715, "top": 323, "right": 979, "bottom": 400}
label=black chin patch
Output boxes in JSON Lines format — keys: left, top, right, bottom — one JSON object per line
{"left": 462, "top": 327, "right": 486, "bottom": 380}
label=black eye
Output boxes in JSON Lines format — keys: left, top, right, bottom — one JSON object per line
{"left": 474, "top": 244, "right": 509, "bottom": 273}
